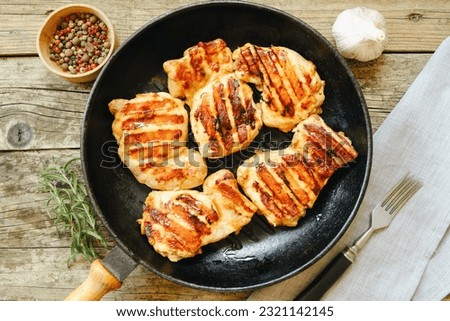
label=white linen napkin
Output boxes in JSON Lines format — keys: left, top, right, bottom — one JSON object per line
{"left": 248, "top": 37, "right": 450, "bottom": 301}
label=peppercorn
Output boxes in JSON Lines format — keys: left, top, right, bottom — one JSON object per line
{"left": 49, "top": 13, "right": 109, "bottom": 74}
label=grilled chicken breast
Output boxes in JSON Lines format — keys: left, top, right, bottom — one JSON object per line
{"left": 202, "top": 169, "right": 258, "bottom": 233}
{"left": 290, "top": 114, "right": 358, "bottom": 167}
{"left": 163, "top": 38, "right": 235, "bottom": 107}
{"left": 232, "top": 43, "right": 325, "bottom": 132}
{"left": 139, "top": 169, "right": 257, "bottom": 261}
{"left": 191, "top": 74, "right": 262, "bottom": 158}
{"left": 237, "top": 115, "right": 357, "bottom": 227}
{"left": 109, "top": 92, "right": 207, "bottom": 190}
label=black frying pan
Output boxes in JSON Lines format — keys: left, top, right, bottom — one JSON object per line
{"left": 72, "top": 1, "right": 372, "bottom": 299}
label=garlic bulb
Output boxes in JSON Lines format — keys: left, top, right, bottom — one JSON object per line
{"left": 332, "top": 7, "right": 387, "bottom": 62}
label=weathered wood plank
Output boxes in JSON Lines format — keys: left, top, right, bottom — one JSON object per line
{"left": 0, "top": 53, "right": 430, "bottom": 150}
{"left": 0, "top": 0, "right": 449, "bottom": 56}
{"left": 348, "top": 53, "right": 430, "bottom": 130}
{"left": 0, "top": 149, "right": 79, "bottom": 248}
{"left": 0, "top": 57, "right": 90, "bottom": 150}
{"left": 0, "top": 248, "right": 250, "bottom": 300}
{"left": 0, "top": 90, "right": 87, "bottom": 150}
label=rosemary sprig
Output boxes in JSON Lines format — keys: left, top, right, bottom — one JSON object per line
{"left": 40, "top": 158, "right": 109, "bottom": 266}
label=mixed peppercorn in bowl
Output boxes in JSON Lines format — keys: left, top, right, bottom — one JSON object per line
{"left": 37, "top": 4, "right": 117, "bottom": 83}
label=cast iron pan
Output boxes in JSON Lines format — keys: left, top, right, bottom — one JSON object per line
{"left": 75, "top": 1, "right": 372, "bottom": 298}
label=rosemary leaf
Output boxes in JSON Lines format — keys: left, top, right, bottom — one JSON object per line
{"left": 40, "top": 158, "right": 109, "bottom": 266}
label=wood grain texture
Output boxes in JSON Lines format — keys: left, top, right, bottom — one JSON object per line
{"left": 1, "top": 0, "right": 450, "bottom": 56}
{"left": 0, "top": 0, "right": 447, "bottom": 301}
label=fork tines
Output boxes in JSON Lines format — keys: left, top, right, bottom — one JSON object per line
{"left": 381, "top": 175, "right": 422, "bottom": 215}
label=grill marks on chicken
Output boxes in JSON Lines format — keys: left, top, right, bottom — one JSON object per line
{"left": 139, "top": 170, "right": 257, "bottom": 261}
{"left": 141, "top": 191, "right": 217, "bottom": 261}
{"left": 109, "top": 92, "right": 207, "bottom": 190}
{"left": 164, "top": 39, "right": 263, "bottom": 158}
{"left": 191, "top": 74, "right": 262, "bottom": 158}
{"left": 233, "top": 43, "right": 325, "bottom": 132}
{"left": 237, "top": 115, "right": 358, "bottom": 227}
{"left": 163, "top": 39, "right": 328, "bottom": 158}
{"left": 107, "top": 39, "right": 358, "bottom": 262}
{"left": 163, "top": 38, "right": 235, "bottom": 107}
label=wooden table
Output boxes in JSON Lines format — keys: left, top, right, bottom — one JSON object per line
{"left": 1, "top": 0, "right": 448, "bottom": 301}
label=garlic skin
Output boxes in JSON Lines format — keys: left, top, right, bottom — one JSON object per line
{"left": 332, "top": 7, "right": 387, "bottom": 62}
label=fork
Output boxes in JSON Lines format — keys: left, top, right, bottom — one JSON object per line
{"left": 294, "top": 174, "right": 422, "bottom": 301}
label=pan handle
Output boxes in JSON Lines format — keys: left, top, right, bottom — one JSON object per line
{"left": 65, "top": 246, "right": 138, "bottom": 300}
{"left": 65, "top": 259, "right": 122, "bottom": 301}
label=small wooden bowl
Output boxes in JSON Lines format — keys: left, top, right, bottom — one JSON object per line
{"left": 36, "top": 4, "right": 118, "bottom": 83}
